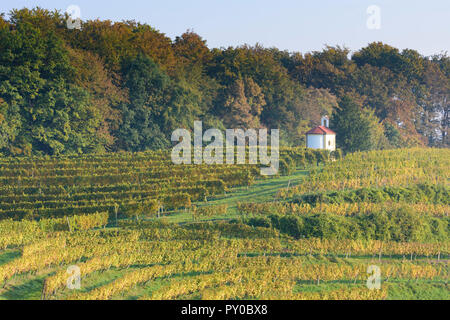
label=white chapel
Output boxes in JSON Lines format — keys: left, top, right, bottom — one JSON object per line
{"left": 305, "top": 116, "right": 336, "bottom": 151}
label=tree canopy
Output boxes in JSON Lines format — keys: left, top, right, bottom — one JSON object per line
{"left": 0, "top": 8, "right": 448, "bottom": 155}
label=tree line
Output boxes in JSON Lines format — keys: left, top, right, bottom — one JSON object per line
{"left": 0, "top": 7, "right": 448, "bottom": 156}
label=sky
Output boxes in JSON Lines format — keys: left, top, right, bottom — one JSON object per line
{"left": 1, "top": 0, "right": 449, "bottom": 56}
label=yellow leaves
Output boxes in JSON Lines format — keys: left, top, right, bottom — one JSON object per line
{"left": 251, "top": 199, "right": 447, "bottom": 219}
{"left": 1, "top": 232, "right": 447, "bottom": 300}
{"left": 191, "top": 204, "right": 228, "bottom": 220}
{"left": 278, "top": 148, "right": 450, "bottom": 197}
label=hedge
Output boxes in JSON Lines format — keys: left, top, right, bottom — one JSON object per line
{"left": 240, "top": 206, "right": 449, "bottom": 242}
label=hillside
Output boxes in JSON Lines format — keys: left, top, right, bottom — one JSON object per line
{"left": 0, "top": 148, "right": 448, "bottom": 300}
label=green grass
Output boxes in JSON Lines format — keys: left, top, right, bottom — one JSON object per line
{"left": 385, "top": 280, "right": 449, "bottom": 300}
{"left": 162, "top": 168, "right": 309, "bottom": 223}
{"left": 0, "top": 250, "right": 21, "bottom": 266}
{"left": 0, "top": 250, "right": 48, "bottom": 300}
{"left": 0, "top": 271, "right": 52, "bottom": 300}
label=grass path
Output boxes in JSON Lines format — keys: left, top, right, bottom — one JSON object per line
{"left": 164, "top": 168, "right": 309, "bottom": 223}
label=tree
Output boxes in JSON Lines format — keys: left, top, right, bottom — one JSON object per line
{"left": 383, "top": 121, "right": 403, "bottom": 148}
{"left": 208, "top": 45, "right": 310, "bottom": 142}
{"left": 352, "top": 42, "right": 404, "bottom": 73}
{"left": 0, "top": 18, "right": 105, "bottom": 155}
{"left": 173, "top": 30, "right": 212, "bottom": 67}
{"left": 289, "top": 45, "right": 355, "bottom": 93}
{"left": 116, "top": 53, "right": 170, "bottom": 151}
{"left": 0, "top": 98, "right": 21, "bottom": 155}
{"left": 419, "top": 57, "right": 450, "bottom": 147}
{"left": 218, "top": 77, "right": 265, "bottom": 128}
{"left": 330, "top": 96, "right": 387, "bottom": 153}
{"left": 67, "top": 47, "right": 126, "bottom": 150}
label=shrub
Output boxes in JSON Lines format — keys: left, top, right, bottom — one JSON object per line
{"left": 294, "top": 184, "right": 449, "bottom": 206}
{"left": 279, "top": 155, "right": 296, "bottom": 176}
{"left": 240, "top": 206, "right": 449, "bottom": 242}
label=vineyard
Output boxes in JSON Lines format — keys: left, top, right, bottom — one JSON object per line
{"left": 0, "top": 148, "right": 448, "bottom": 300}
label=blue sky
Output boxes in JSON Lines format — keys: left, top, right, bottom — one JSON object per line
{"left": 1, "top": 0, "right": 449, "bottom": 56}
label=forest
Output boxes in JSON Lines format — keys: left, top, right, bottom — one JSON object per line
{"left": 0, "top": 7, "right": 448, "bottom": 156}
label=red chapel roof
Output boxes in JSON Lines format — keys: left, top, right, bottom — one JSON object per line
{"left": 306, "top": 126, "right": 336, "bottom": 135}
